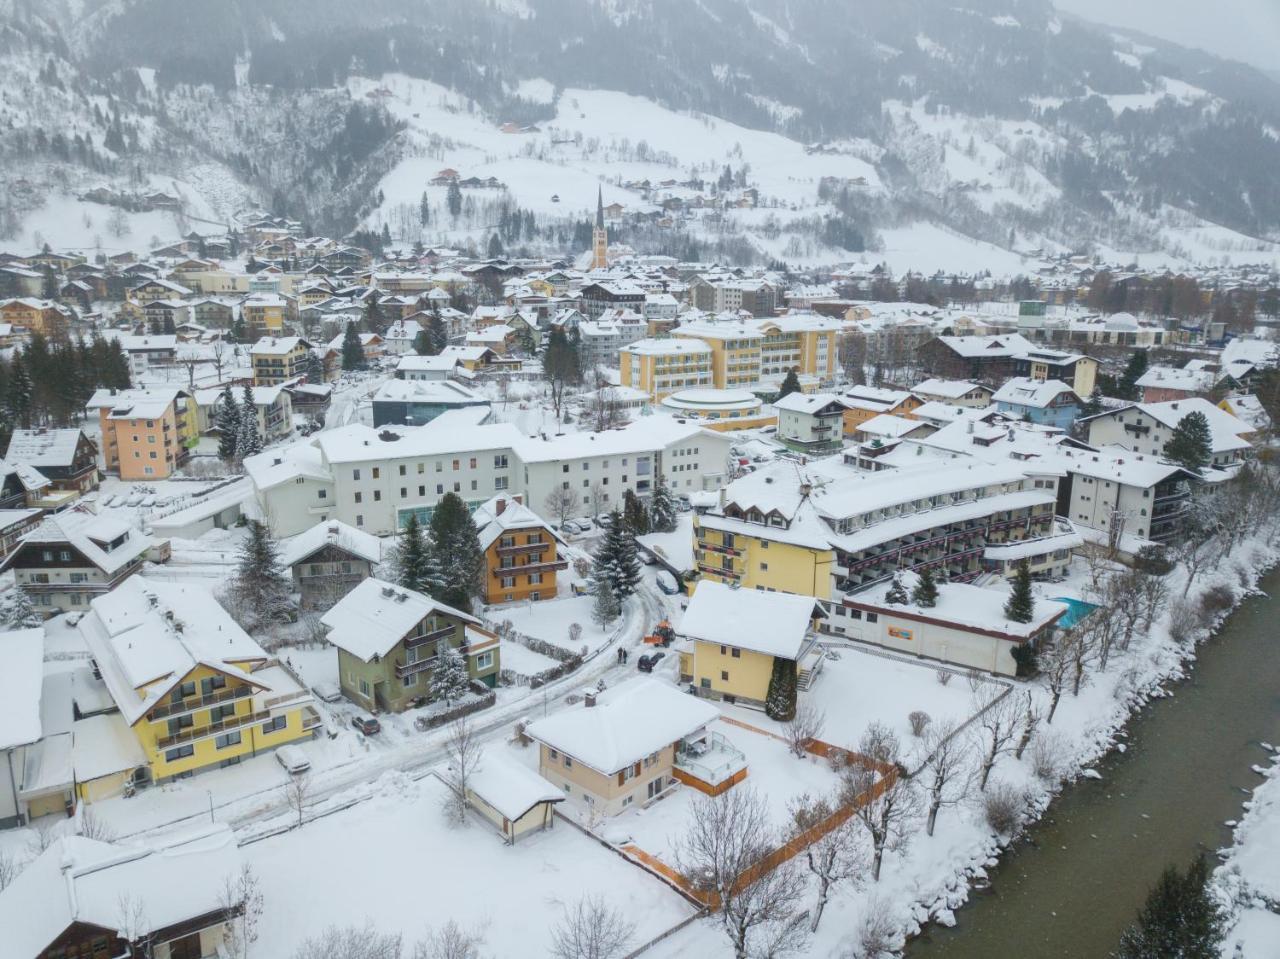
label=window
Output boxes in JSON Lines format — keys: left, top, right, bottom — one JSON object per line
{"left": 261, "top": 715, "right": 287, "bottom": 734}
{"left": 200, "top": 675, "right": 227, "bottom": 696}
{"left": 403, "top": 673, "right": 418, "bottom": 688}
{"left": 399, "top": 465, "right": 406, "bottom": 476}
{"left": 731, "top": 648, "right": 740, "bottom": 658}
{"left": 400, "top": 487, "right": 407, "bottom": 498}
{"left": 563, "top": 755, "right": 573, "bottom": 768}
{"left": 494, "top": 455, "right": 508, "bottom": 468}
{"left": 318, "top": 489, "right": 327, "bottom": 500}
{"left": 372, "top": 468, "right": 380, "bottom": 479}
{"left": 359, "top": 678, "right": 370, "bottom": 695}
{"left": 418, "top": 485, "right": 426, "bottom": 496}
{"left": 353, "top": 469, "right": 361, "bottom": 480}
{"left": 165, "top": 744, "right": 194, "bottom": 762}
{"left": 469, "top": 457, "right": 477, "bottom": 469}
{"left": 210, "top": 703, "right": 236, "bottom": 722}
{"left": 495, "top": 476, "right": 509, "bottom": 490}
{"left": 437, "top": 484, "right": 444, "bottom": 495}
{"left": 356, "top": 514, "right": 364, "bottom": 527}
{"left": 866, "top": 612, "right": 878, "bottom": 623}
{"left": 453, "top": 459, "right": 460, "bottom": 471}
{"left": 549, "top": 748, "right": 558, "bottom": 760}
{"left": 354, "top": 491, "right": 363, "bottom": 503}
{"left": 721, "top": 670, "right": 729, "bottom": 681}
{"left": 476, "top": 651, "right": 494, "bottom": 670}
{"left": 760, "top": 562, "right": 769, "bottom": 571}
{"left": 501, "top": 576, "right": 515, "bottom": 588}
{"left": 528, "top": 572, "right": 543, "bottom": 585}
{"left": 374, "top": 490, "right": 382, "bottom": 501}
{"left": 215, "top": 731, "right": 242, "bottom": 750}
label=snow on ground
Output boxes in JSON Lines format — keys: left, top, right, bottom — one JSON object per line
{"left": 1216, "top": 753, "right": 1280, "bottom": 956}
{"left": 869, "top": 223, "right": 1032, "bottom": 276}
{"left": 245, "top": 773, "right": 696, "bottom": 956}
{"left": 488, "top": 594, "right": 613, "bottom": 655}
{"left": 499, "top": 641, "right": 563, "bottom": 677}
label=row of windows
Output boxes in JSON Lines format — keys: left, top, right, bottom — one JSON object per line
{"left": 352, "top": 455, "right": 507, "bottom": 481}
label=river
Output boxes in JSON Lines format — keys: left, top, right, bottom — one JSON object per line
{"left": 906, "top": 566, "right": 1280, "bottom": 959}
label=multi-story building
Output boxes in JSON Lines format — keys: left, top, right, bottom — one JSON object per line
{"left": 1013, "top": 348, "right": 1098, "bottom": 398}
{"left": 251, "top": 336, "right": 313, "bottom": 385}
{"left": 241, "top": 292, "right": 296, "bottom": 339}
{"left": 1084, "top": 398, "right": 1253, "bottom": 469}
{"left": 910, "top": 379, "right": 993, "bottom": 408}
{"left": 578, "top": 280, "right": 645, "bottom": 319}
{"left": 619, "top": 338, "right": 714, "bottom": 400}
{"left": 193, "top": 384, "right": 294, "bottom": 443}
{"left": 918, "top": 333, "right": 1037, "bottom": 384}
{"left": 840, "top": 386, "right": 922, "bottom": 436}
{"left": 0, "top": 297, "right": 75, "bottom": 337}
{"left": 4, "top": 429, "right": 99, "bottom": 497}
{"left": 88, "top": 388, "right": 198, "bottom": 480}
{"left": 78, "top": 578, "right": 319, "bottom": 785}
{"left": 578, "top": 309, "right": 648, "bottom": 370}
{"left": 279, "top": 520, "right": 383, "bottom": 609}
{"left": 992, "top": 378, "right": 1081, "bottom": 430}
{"left": 774, "top": 393, "right": 846, "bottom": 453}
{"left": 674, "top": 321, "right": 763, "bottom": 391}
{"left": 321, "top": 578, "right": 500, "bottom": 712}
{"left": 371, "top": 379, "right": 491, "bottom": 427}
{"left": 474, "top": 494, "right": 568, "bottom": 604}
{"left": 1, "top": 512, "right": 153, "bottom": 615}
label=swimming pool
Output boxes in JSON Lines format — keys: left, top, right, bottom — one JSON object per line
{"left": 1051, "top": 596, "right": 1098, "bottom": 629}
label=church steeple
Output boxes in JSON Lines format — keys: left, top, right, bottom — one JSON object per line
{"left": 591, "top": 186, "right": 608, "bottom": 270}
{"left": 595, "top": 186, "right": 605, "bottom": 229}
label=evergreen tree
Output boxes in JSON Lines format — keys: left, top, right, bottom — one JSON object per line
{"left": 230, "top": 313, "right": 247, "bottom": 343}
{"left": 426, "top": 492, "right": 484, "bottom": 613}
{"left": 622, "top": 489, "right": 650, "bottom": 536}
{"left": 6, "top": 354, "right": 33, "bottom": 430}
{"left": 1003, "top": 561, "right": 1035, "bottom": 624}
{"left": 429, "top": 646, "right": 471, "bottom": 704}
{"left": 428, "top": 310, "right": 449, "bottom": 354}
{"left": 1119, "top": 349, "right": 1150, "bottom": 399}
{"left": 777, "top": 368, "right": 802, "bottom": 399}
{"left": 486, "top": 233, "right": 504, "bottom": 258}
{"left": 592, "top": 510, "right": 642, "bottom": 601}
{"left": 1080, "top": 386, "right": 1104, "bottom": 420}
{"left": 648, "top": 473, "right": 677, "bottom": 533}
{"left": 232, "top": 520, "right": 293, "bottom": 625}
{"left": 41, "top": 267, "right": 59, "bottom": 301}
{"left": 1163, "top": 411, "right": 1213, "bottom": 472}
{"left": 391, "top": 514, "right": 443, "bottom": 595}
{"left": 363, "top": 296, "right": 386, "bottom": 336}
{"left": 911, "top": 567, "right": 939, "bottom": 608}
{"left": 414, "top": 327, "right": 440, "bottom": 356}
{"left": 884, "top": 575, "right": 909, "bottom": 605}
{"left": 447, "top": 180, "right": 463, "bottom": 219}
{"left": 236, "top": 385, "right": 262, "bottom": 460}
{"left": 1116, "top": 856, "right": 1225, "bottom": 959}
{"left": 419, "top": 191, "right": 431, "bottom": 226}
{"left": 764, "top": 656, "right": 798, "bottom": 721}
{"left": 591, "top": 579, "right": 620, "bottom": 627}
{"left": 215, "top": 384, "right": 240, "bottom": 462}
{"left": 341, "top": 321, "right": 367, "bottom": 371}
{"left": 0, "top": 588, "right": 43, "bottom": 628}
{"left": 300, "top": 349, "right": 325, "bottom": 383}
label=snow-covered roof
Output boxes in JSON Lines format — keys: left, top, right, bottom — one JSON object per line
{"left": 278, "top": 520, "right": 384, "bottom": 569}
{"left": 856, "top": 413, "right": 928, "bottom": 438}
{"left": 397, "top": 354, "right": 461, "bottom": 372}
{"left": 242, "top": 441, "right": 332, "bottom": 491}
{"left": 372, "top": 378, "right": 488, "bottom": 406}
{"left": 316, "top": 414, "right": 521, "bottom": 465}
{"left": 1135, "top": 365, "right": 1219, "bottom": 393}
{"left": 320, "top": 577, "right": 479, "bottom": 662}
{"left": 1133, "top": 398, "right": 1254, "bottom": 450}
{"left": 0, "top": 826, "right": 240, "bottom": 954}
{"left": 472, "top": 494, "right": 560, "bottom": 552}
{"left": 992, "top": 377, "right": 1078, "bottom": 409}
{"left": 849, "top": 571, "right": 1068, "bottom": 639}
{"left": 87, "top": 386, "right": 183, "bottom": 420}
{"left": 0, "top": 457, "right": 51, "bottom": 492}
{"left": 512, "top": 416, "right": 717, "bottom": 464}
{"left": 620, "top": 338, "right": 711, "bottom": 357}
{"left": 2, "top": 511, "right": 151, "bottom": 576}
{"left": 0, "top": 627, "right": 44, "bottom": 751}
{"left": 936, "top": 333, "right": 1035, "bottom": 358}
{"left": 772, "top": 392, "right": 844, "bottom": 414}
{"left": 72, "top": 712, "right": 148, "bottom": 782}
{"left": 525, "top": 678, "right": 718, "bottom": 775}
{"left": 912, "top": 378, "right": 990, "bottom": 400}
{"left": 467, "top": 753, "right": 564, "bottom": 821}
{"left": 250, "top": 335, "right": 307, "bottom": 355}
{"left": 78, "top": 578, "right": 269, "bottom": 725}
{"left": 679, "top": 581, "right": 822, "bottom": 659}
{"left": 4, "top": 429, "right": 87, "bottom": 468}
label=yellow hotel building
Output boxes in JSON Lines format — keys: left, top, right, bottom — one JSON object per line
{"left": 78, "top": 579, "right": 320, "bottom": 790}
{"left": 619, "top": 338, "right": 713, "bottom": 400}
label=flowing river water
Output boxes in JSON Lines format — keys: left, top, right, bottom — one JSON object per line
{"left": 905, "top": 566, "right": 1280, "bottom": 958}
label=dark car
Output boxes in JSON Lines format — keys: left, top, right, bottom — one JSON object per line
{"left": 351, "top": 715, "right": 381, "bottom": 736}
{"left": 637, "top": 651, "right": 666, "bottom": 673}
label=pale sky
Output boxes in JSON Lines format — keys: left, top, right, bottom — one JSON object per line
{"left": 1054, "top": 0, "right": 1280, "bottom": 72}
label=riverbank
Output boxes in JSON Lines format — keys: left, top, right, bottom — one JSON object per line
{"left": 1215, "top": 751, "right": 1280, "bottom": 955}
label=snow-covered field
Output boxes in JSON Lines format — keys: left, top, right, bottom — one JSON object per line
{"left": 1216, "top": 753, "right": 1280, "bottom": 956}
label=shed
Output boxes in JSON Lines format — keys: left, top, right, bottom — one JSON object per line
{"left": 465, "top": 754, "right": 564, "bottom": 843}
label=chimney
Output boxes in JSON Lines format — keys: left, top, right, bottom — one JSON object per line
{"left": 495, "top": 498, "right": 506, "bottom": 516}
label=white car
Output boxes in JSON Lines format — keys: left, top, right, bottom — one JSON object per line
{"left": 275, "top": 745, "right": 311, "bottom": 775}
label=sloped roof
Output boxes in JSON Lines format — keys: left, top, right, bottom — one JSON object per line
{"left": 278, "top": 520, "right": 383, "bottom": 568}
{"left": 1, "top": 511, "right": 150, "bottom": 576}
{"left": 679, "top": 581, "right": 823, "bottom": 660}
{"left": 0, "top": 627, "right": 44, "bottom": 750}
{"left": 5, "top": 429, "right": 87, "bottom": 468}
{"left": 320, "top": 577, "right": 479, "bottom": 662}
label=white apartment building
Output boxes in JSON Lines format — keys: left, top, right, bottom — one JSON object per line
{"left": 246, "top": 410, "right": 732, "bottom": 537}
{"left": 1084, "top": 398, "right": 1252, "bottom": 469}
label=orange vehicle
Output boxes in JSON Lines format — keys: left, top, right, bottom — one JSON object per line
{"left": 643, "top": 620, "right": 675, "bottom": 646}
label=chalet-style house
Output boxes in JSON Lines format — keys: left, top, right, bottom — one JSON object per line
{"left": 278, "top": 521, "right": 383, "bottom": 608}
{"left": 321, "top": 578, "right": 500, "bottom": 713}
{"left": 473, "top": 494, "right": 568, "bottom": 604}
{"left": 5, "top": 428, "right": 99, "bottom": 500}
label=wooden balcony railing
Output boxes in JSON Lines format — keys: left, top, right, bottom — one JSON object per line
{"left": 148, "top": 684, "right": 253, "bottom": 723}
{"left": 492, "top": 558, "right": 569, "bottom": 576}
{"left": 156, "top": 708, "right": 270, "bottom": 751}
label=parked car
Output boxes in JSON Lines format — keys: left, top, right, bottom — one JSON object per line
{"left": 561, "top": 520, "right": 583, "bottom": 535}
{"left": 596, "top": 513, "right": 615, "bottom": 529}
{"left": 275, "top": 744, "right": 311, "bottom": 774}
{"left": 637, "top": 651, "right": 666, "bottom": 673}
{"left": 656, "top": 571, "right": 680, "bottom": 595}
{"left": 351, "top": 715, "right": 381, "bottom": 736}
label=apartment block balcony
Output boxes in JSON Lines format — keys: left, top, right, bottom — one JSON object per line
{"left": 155, "top": 708, "right": 270, "bottom": 751}
{"left": 395, "top": 655, "right": 438, "bottom": 679}
{"left": 701, "top": 541, "right": 742, "bottom": 558}
{"left": 404, "top": 624, "right": 457, "bottom": 650}
{"left": 696, "top": 561, "right": 741, "bottom": 580}
{"left": 147, "top": 684, "right": 253, "bottom": 724}
{"left": 492, "top": 557, "right": 569, "bottom": 576}
{"left": 495, "top": 540, "right": 550, "bottom": 557}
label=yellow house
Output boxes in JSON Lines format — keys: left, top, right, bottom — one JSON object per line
{"left": 757, "top": 315, "right": 841, "bottom": 384}
{"left": 242, "top": 292, "right": 293, "bottom": 339}
{"left": 619, "top": 338, "right": 713, "bottom": 400}
{"left": 840, "top": 386, "right": 922, "bottom": 437}
{"left": 673, "top": 322, "right": 763, "bottom": 390}
{"left": 78, "top": 578, "right": 320, "bottom": 789}
{"left": 251, "top": 335, "right": 313, "bottom": 385}
{"left": 678, "top": 581, "right": 826, "bottom": 707}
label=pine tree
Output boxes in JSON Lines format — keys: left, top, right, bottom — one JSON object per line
{"left": 486, "top": 233, "right": 504, "bottom": 258}
{"left": 648, "top": 473, "right": 677, "bottom": 532}
{"left": 428, "top": 310, "right": 448, "bottom": 354}
{"left": 884, "top": 575, "right": 909, "bottom": 605}
{"left": 363, "top": 296, "right": 386, "bottom": 336}
{"left": 1004, "top": 561, "right": 1035, "bottom": 624}
{"left": 301, "top": 349, "right": 325, "bottom": 383}
{"left": 427, "top": 493, "right": 484, "bottom": 613}
{"left": 392, "top": 514, "right": 443, "bottom": 595}
{"left": 215, "top": 384, "right": 240, "bottom": 462}
{"left": 341, "top": 321, "right": 366, "bottom": 371}
{"left": 419, "top": 191, "right": 431, "bottom": 226}
{"left": 236, "top": 386, "right": 262, "bottom": 460}
{"left": 447, "top": 180, "right": 463, "bottom": 219}
{"left": 6, "top": 354, "right": 32, "bottom": 430}
{"left": 1080, "top": 386, "right": 1103, "bottom": 420}
{"left": 764, "top": 656, "right": 798, "bottom": 721}
{"left": 912, "top": 567, "right": 939, "bottom": 608}
{"left": 622, "top": 489, "right": 650, "bottom": 536}
{"left": 591, "top": 580, "right": 620, "bottom": 627}
{"left": 1119, "top": 349, "right": 1149, "bottom": 399}
{"left": 1116, "top": 856, "right": 1225, "bottom": 959}
{"left": 1163, "top": 411, "right": 1213, "bottom": 472}
{"left": 232, "top": 520, "right": 293, "bottom": 625}
{"left": 777, "top": 368, "right": 802, "bottom": 399}
{"left": 429, "top": 646, "right": 471, "bottom": 705}
{"left": 0, "top": 588, "right": 43, "bottom": 628}
{"left": 593, "top": 510, "right": 642, "bottom": 602}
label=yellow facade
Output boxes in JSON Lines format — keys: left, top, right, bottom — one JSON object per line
{"left": 620, "top": 346, "right": 713, "bottom": 401}
{"left": 689, "top": 639, "right": 776, "bottom": 703}
{"left": 133, "top": 662, "right": 315, "bottom": 782}
{"left": 841, "top": 395, "right": 922, "bottom": 436}
{"left": 672, "top": 331, "right": 761, "bottom": 390}
{"left": 692, "top": 521, "right": 835, "bottom": 598}
{"left": 99, "top": 392, "right": 198, "bottom": 481}
{"left": 244, "top": 301, "right": 287, "bottom": 338}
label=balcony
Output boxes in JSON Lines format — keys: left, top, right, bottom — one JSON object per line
{"left": 701, "top": 541, "right": 742, "bottom": 558}
{"left": 492, "top": 557, "right": 570, "bottom": 576}
{"left": 696, "top": 561, "right": 740, "bottom": 580}
{"left": 1123, "top": 422, "right": 1151, "bottom": 436}
{"left": 674, "top": 732, "right": 748, "bottom": 795}
{"left": 404, "top": 624, "right": 456, "bottom": 650}
{"left": 495, "top": 540, "right": 549, "bottom": 557}
{"left": 395, "top": 655, "right": 438, "bottom": 679}
{"left": 148, "top": 684, "right": 253, "bottom": 723}
{"left": 156, "top": 708, "right": 271, "bottom": 751}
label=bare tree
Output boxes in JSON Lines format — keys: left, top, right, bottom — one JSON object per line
{"left": 912, "top": 719, "right": 971, "bottom": 837}
{"left": 907, "top": 711, "right": 931, "bottom": 738}
{"left": 291, "top": 922, "right": 403, "bottom": 959}
{"left": 676, "top": 786, "right": 809, "bottom": 958}
{"left": 1134, "top": 571, "right": 1170, "bottom": 634}
{"left": 440, "top": 716, "right": 483, "bottom": 826}
{"left": 413, "top": 920, "right": 484, "bottom": 959}
{"left": 837, "top": 723, "right": 920, "bottom": 882}
{"left": 221, "top": 863, "right": 264, "bottom": 959}
{"left": 1038, "top": 632, "right": 1073, "bottom": 724}
{"left": 211, "top": 338, "right": 230, "bottom": 380}
{"left": 285, "top": 773, "right": 311, "bottom": 829}
{"left": 1013, "top": 691, "right": 1041, "bottom": 761}
{"left": 78, "top": 806, "right": 115, "bottom": 841}
{"left": 851, "top": 895, "right": 899, "bottom": 959}
{"left": 969, "top": 686, "right": 1018, "bottom": 791}
{"left": 0, "top": 849, "right": 21, "bottom": 891}
{"left": 587, "top": 483, "right": 607, "bottom": 520}
{"left": 26, "top": 819, "right": 56, "bottom": 858}
{"left": 545, "top": 486, "right": 579, "bottom": 528}
{"left": 584, "top": 379, "right": 627, "bottom": 433}
{"left": 784, "top": 704, "right": 825, "bottom": 758}
{"left": 1066, "top": 622, "right": 1101, "bottom": 697}
{"left": 787, "top": 792, "right": 862, "bottom": 932}
{"left": 117, "top": 893, "right": 152, "bottom": 958}
{"left": 548, "top": 895, "right": 635, "bottom": 959}
{"left": 178, "top": 349, "right": 203, "bottom": 389}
